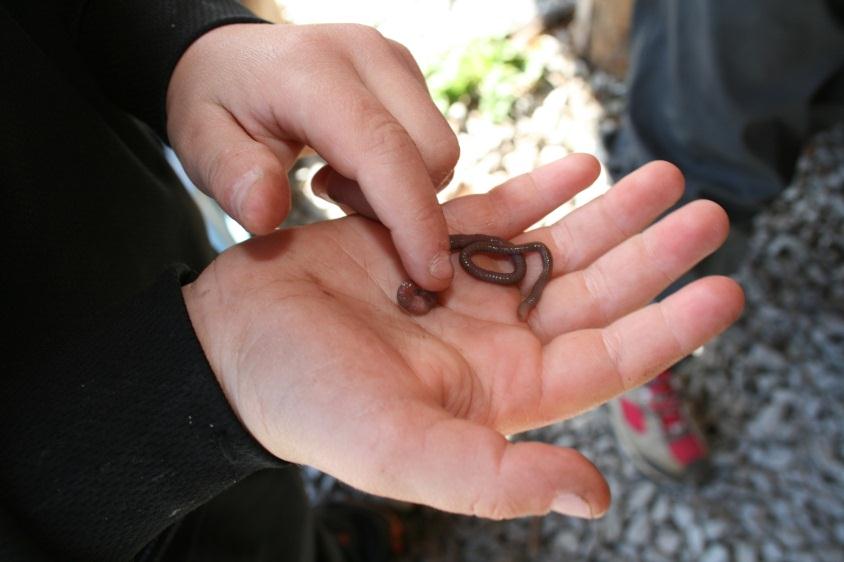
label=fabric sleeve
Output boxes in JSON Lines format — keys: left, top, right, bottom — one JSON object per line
{"left": 0, "top": 266, "right": 282, "bottom": 561}
{"left": 72, "top": 0, "right": 266, "bottom": 138}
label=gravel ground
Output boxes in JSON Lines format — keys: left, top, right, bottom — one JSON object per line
{"left": 283, "top": 18, "right": 844, "bottom": 562}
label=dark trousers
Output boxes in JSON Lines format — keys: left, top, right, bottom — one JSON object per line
{"left": 606, "top": 0, "right": 844, "bottom": 298}
{"left": 608, "top": 0, "right": 844, "bottom": 224}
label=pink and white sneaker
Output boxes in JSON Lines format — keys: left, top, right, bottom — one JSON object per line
{"left": 608, "top": 369, "right": 711, "bottom": 483}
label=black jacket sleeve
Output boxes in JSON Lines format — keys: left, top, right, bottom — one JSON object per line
{"left": 1, "top": 267, "right": 282, "bottom": 561}
{"left": 0, "top": 2, "right": 284, "bottom": 559}
{"left": 74, "top": 0, "right": 266, "bottom": 138}
{"left": 4, "top": 0, "right": 265, "bottom": 138}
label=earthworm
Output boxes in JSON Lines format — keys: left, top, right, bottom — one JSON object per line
{"left": 396, "top": 234, "right": 553, "bottom": 321}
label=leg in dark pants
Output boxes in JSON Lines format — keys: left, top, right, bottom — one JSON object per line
{"left": 606, "top": 0, "right": 844, "bottom": 483}
{"left": 610, "top": 0, "right": 844, "bottom": 223}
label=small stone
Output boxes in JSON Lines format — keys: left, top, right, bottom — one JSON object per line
{"left": 651, "top": 495, "right": 670, "bottom": 523}
{"left": 734, "top": 541, "right": 758, "bottom": 562}
{"left": 776, "top": 528, "right": 804, "bottom": 549}
{"left": 703, "top": 519, "right": 728, "bottom": 540}
{"left": 834, "top": 522, "right": 844, "bottom": 544}
{"left": 700, "top": 544, "right": 729, "bottom": 562}
{"left": 643, "top": 551, "right": 673, "bottom": 562}
{"left": 552, "top": 529, "right": 580, "bottom": 553}
{"left": 447, "top": 100, "right": 468, "bottom": 121}
{"left": 812, "top": 492, "right": 844, "bottom": 518}
{"left": 538, "top": 143, "right": 569, "bottom": 166}
{"left": 739, "top": 504, "right": 768, "bottom": 536}
{"left": 762, "top": 541, "right": 783, "bottom": 562}
{"left": 600, "top": 507, "right": 623, "bottom": 542}
{"left": 672, "top": 503, "right": 695, "bottom": 529}
{"left": 628, "top": 481, "right": 657, "bottom": 512}
{"left": 624, "top": 514, "right": 651, "bottom": 546}
{"left": 764, "top": 446, "right": 795, "bottom": 470}
{"left": 655, "top": 528, "right": 681, "bottom": 556}
{"left": 819, "top": 548, "right": 844, "bottom": 562}
{"left": 747, "top": 400, "right": 786, "bottom": 439}
{"left": 686, "top": 525, "right": 706, "bottom": 557}
{"left": 749, "top": 471, "right": 775, "bottom": 495}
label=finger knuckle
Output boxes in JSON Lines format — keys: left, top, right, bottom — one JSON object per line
{"left": 430, "top": 132, "right": 460, "bottom": 182}
{"left": 600, "top": 328, "right": 628, "bottom": 391}
{"left": 387, "top": 38, "right": 415, "bottom": 61}
{"left": 344, "top": 22, "right": 385, "bottom": 44}
{"left": 408, "top": 197, "right": 443, "bottom": 228}
{"left": 364, "top": 115, "right": 417, "bottom": 164}
{"left": 474, "top": 494, "right": 519, "bottom": 520}
{"left": 582, "top": 265, "right": 613, "bottom": 324}
{"left": 483, "top": 190, "right": 516, "bottom": 231}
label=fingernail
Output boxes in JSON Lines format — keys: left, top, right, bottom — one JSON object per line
{"left": 551, "top": 493, "right": 593, "bottom": 519}
{"left": 233, "top": 168, "right": 262, "bottom": 219}
{"left": 428, "top": 250, "right": 453, "bottom": 281}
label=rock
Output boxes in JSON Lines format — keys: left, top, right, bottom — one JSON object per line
{"left": 703, "top": 519, "right": 728, "bottom": 540}
{"left": 600, "top": 506, "right": 623, "bottom": 542}
{"left": 643, "top": 551, "right": 673, "bottom": 562}
{"left": 624, "top": 513, "right": 651, "bottom": 546}
{"left": 778, "top": 529, "right": 804, "bottom": 549}
{"left": 628, "top": 481, "right": 657, "bottom": 512}
{"left": 834, "top": 522, "right": 844, "bottom": 544}
{"left": 700, "top": 544, "right": 729, "bottom": 562}
{"left": 672, "top": 503, "right": 695, "bottom": 529}
{"left": 756, "top": 446, "right": 794, "bottom": 470}
{"left": 538, "top": 143, "right": 569, "bottom": 166}
{"left": 812, "top": 494, "right": 844, "bottom": 519}
{"left": 761, "top": 541, "right": 784, "bottom": 562}
{"left": 686, "top": 525, "right": 706, "bottom": 557}
{"left": 501, "top": 139, "right": 539, "bottom": 176}
{"left": 655, "top": 528, "right": 681, "bottom": 556}
{"left": 651, "top": 495, "right": 670, "bottom": 523}
{"left": 734, "top": 541, "right": 758, "bottom": 562}
{"left": 551, "top": 529, "right": 580, "bottom": 553}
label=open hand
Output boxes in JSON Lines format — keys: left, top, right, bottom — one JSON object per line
{"left": 182, "top": 155, "right": 744, "bottom": 519}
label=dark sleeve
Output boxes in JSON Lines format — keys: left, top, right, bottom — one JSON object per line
{"left": 72, "top": 0, "right": 266, "bottom": 138}
{"left": 9, "top": 0, "right": 263, "bottom": 138}
{"left": 0, "top": 267, "right": 282, "bottom": 561}
{"left": 1, "top": 0, "right": 265, "bottom": 138}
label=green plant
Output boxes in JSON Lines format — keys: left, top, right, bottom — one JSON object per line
{"left": 425, "top": 36, "right": 547, "bottom": 123}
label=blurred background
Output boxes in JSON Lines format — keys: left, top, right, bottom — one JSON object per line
{"left": 189, "top": 1, "right": 844, "bottom": 560}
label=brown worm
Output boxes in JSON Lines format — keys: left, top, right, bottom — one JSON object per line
{"left": 396, "top": 234, "right": 553, "bottom": 321}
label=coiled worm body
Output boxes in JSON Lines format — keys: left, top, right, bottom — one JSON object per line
{"left": 396, "top": 234, "right": 553, "bottom": 321}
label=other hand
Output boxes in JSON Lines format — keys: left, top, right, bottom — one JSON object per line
{"left": 167, "top": 23, "right": 459, "bottom": 290}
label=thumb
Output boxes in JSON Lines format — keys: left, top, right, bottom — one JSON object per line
{"left": 172, "top": 104, "right": 293, "bottom": 235}
{"left": 353, "top": 411, "right": 611, "bottom": 520}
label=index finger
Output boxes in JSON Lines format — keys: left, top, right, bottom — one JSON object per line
{"left": 301, "top": 80, "right": 452, "bottom": 291}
